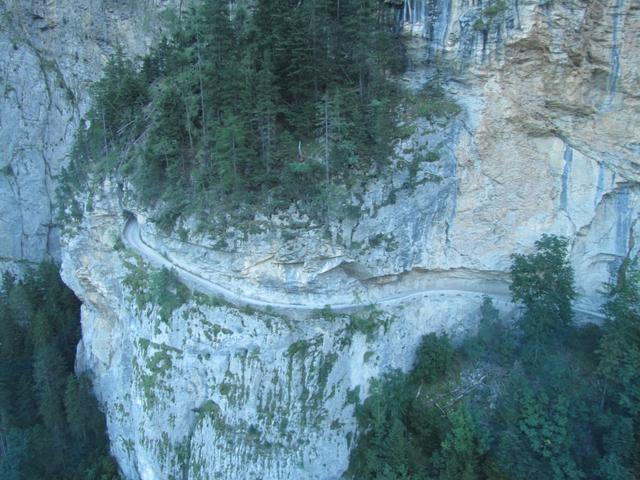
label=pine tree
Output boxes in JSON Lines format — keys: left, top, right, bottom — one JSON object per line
{"left": 214, "top": 112, "right": 251, "bottom": 194}
{"left": 437, "top": 402, "right": 487, "bottom": 480}
{"left": 0, "top": 306, "right": 22, "bottom": 428}
{"left": 510, "top": 235, "right": 576, "bottom": 361}
{"left": 0, "top": 428, "right": 29, "bottom": 480}
{"left": 198, "top": 0, "right": 237, "bottom": 123}
{"left": 33, "top": 344, "right": 68, "bottom": 443}
{"left": 254, "top": 52, "right": 278, "bottom": 178}
{"left": 90, "top": 48, "right": 148, "bottom": 151}
{"left": 597, "top": 257, "right": 640, "bottom": 416}
{"left": 315, "top": 89, "right": 358, "bottom": 183}
{"left": 411, "top": 332, "right": 454, "bottom": 385}
{"left": 0, "top": 264, "right": 120, "bottom": 478}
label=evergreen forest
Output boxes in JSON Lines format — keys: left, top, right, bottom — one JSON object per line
{"left": 349, "top": 236, "right": 640, "bottom": 480}
{"left": 0, "top": 263, "right": 120, "bottom": 480}
{"left": 61, "top": 0, "right": 412, "bottom": 232}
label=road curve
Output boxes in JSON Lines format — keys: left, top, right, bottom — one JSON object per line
{"left": 122, "top": 217, "right": 606, "bottom": 320}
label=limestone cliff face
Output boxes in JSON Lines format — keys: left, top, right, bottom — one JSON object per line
{"left": 125, "top": 0, "right": 639, "bottom": 314}
{"left": 0, "top": 0, "right": 185, "bottom": 273}
{"left": 25, "top": 0, "right": 640, "bottom": 479}
{"left": 440, "top": 0, "right": 640, "bottom": 310}
{"left": 63, "top": 180, "right": 506, "bottom": 480}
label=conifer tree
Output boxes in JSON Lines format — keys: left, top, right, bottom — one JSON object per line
{"left": 437, "top": 402, "right": 487, "bottom": 480}
{"left": 510, "top": 235, "right": 576, "bottom": 361}
{"left": 254, "top": 52, "right": 278, "bottom": 177}
{"left": 597, "top": 257, "right": 640, "bottom": 416}
{"left": 33, "top": 341, "right": 68, "bottom": 447}
{"left": 0, "top": 264, "right": 119, "bottom": 479}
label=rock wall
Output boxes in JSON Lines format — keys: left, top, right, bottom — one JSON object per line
{"left": 111, "top": 0, "right": 640, "bottom": 317}
{"left": 22, "top": 0, "right": 640, "bottom": 479}
{"left": 63, "top": 181, "right": 515, "bottom": 479}
{"left": 0, "top": 0, "right": 186, "bottom": 274}
{"left": 442, "top": 0, "right": 640, "bottom": 310}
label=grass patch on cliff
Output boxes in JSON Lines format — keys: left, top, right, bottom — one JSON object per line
{"left": 483, "top": 0, "right": 507, "bottom": 18}
{"left": 123, "top": 256, "right": 191, "bottom": 325}
{"left": 473, "top": 0, "right": 508, "bottom": 31}
{"left": 135, "top": 339, "right": 182, "bottom": 409}
{"left": 410, "top": 84, "right": 461, "bottom": 122}
{"left": 337, "top": 307, "right": 392, "bottom": 347}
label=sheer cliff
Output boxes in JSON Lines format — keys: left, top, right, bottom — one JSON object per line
{"left": 2, "top": 0, "right": 639, "bottom": 479}
{"left": 0, "top": 0, "right": 187, "bottom": 274}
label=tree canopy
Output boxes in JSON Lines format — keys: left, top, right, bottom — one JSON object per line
{"left": 62, "top": 0, "right": 408, "bottom": 232}
{"left": 0, "top": 264, "right": 120, "bottom": 480}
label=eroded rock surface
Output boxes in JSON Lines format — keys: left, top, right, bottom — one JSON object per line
{"left": 0, "top": 0, "right": 185, "bottom": 273}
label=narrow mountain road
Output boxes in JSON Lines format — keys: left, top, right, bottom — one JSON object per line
{"left": 123, "top": 217, "right": 606, "bottom": 320}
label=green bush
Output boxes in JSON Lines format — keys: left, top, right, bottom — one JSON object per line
{"left": 483, "top": 0, "right": 507, "bottom": 18}
{"left": 411, "top": 332, "right": 454, "bottom": 385}
{"left": 413, "top": 84, "right": 461, "bottom": 121}
{"left": 462, "top": 296, "right": 516, "bottom": 366}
